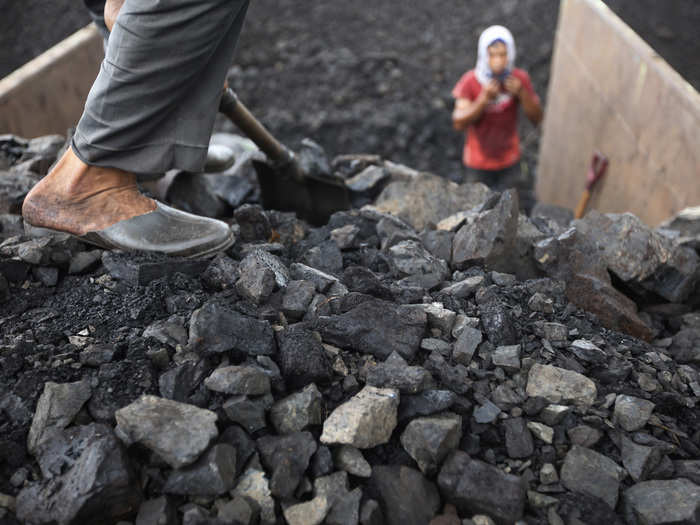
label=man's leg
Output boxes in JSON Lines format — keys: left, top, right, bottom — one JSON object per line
{"left": 23, "top": 0, "right": 249, "bottom": 246}
{"left": 75, "top": 0, "right": 250, "bottom": 175}
{"left": 492, "top": 163, "right": 523, "bottom": 192}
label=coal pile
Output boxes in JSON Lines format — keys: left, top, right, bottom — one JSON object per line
{"left": 1, "top": 134, "right": 700, "bottom": 525}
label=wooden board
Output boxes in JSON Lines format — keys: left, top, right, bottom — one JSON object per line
{"left": 0, "top": 24, "right": 103, "bottom": 138}
{"left": 536, "top": 0, "right": 700, "bottom": 227}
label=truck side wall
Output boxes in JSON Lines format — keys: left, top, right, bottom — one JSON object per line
{"left": 536, "top": 0, "right": 700, "bottom": 226}
{"left": 0, "top": 24, "right": 103, "bottom": 138}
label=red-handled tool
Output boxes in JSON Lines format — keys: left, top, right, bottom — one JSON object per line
{"left": 574, "top": 152, "right": 609, "bottom": 219}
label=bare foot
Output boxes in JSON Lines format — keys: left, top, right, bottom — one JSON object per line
{"left": 22, "top": 147, "right": 156, "bottom": 236}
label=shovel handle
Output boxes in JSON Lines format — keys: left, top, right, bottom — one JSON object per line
{"left": 219, "top": 88, "right": 294, "bottom": 165}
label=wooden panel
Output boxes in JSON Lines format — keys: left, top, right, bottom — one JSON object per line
{"left": 536, "top": 0, "right": 700, "bottom": 227}
{"left": 0, "top": 24, "right": 103, "bottom": 137}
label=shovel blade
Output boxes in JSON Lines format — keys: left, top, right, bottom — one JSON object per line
{"left": 253, "top": 160, "right": 351, "bottom": 226}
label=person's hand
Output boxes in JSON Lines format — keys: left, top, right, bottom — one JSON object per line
{"left": 504, "top": 75, "right": 523, "bottom": 97}
{"left": 483, "top": 80, "right": 500, "bottom": 101}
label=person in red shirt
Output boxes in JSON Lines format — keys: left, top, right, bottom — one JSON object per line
{"left": 452, "top": 25, "right": 543, "bottom": 190}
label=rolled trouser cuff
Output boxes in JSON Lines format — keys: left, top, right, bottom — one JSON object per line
{"left": 71, "top": 131, "right": 207, "bottom": 177}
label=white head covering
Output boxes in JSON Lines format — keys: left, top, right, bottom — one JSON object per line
{"left": 475, "top": 25, "right": 516, "bottom": 85}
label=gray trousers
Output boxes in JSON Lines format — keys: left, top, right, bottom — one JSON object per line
{"left": 73, "top": 0, "right": 249, "bottom": 175}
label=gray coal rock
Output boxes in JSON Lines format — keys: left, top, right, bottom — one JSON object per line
{"left": 236, "top": 249, "right": 289, "bottom": 304}
{"left": 622, "top": 478, "right": 700, "bottom": 525}
{"left": 283, "top": 496, "right": 330, "bottom": 525}
{"left": 669, "top": 327, "right": 700, "bottom": 364}
{"left": 188, "top": 301, "right": 275, "bottom": 355}
{"left": 620, "top": 435, "right": 664, "bottom": 483}
{"left": 303, "top": 239, "right": 344, "bottom": 276}
{"left": 424, "top": 350, "right": 472, "bottom": 395}
{"left": 560, "top": 445, "right": 624, "bottom": 510}
{"left": 452, "top": 190, "right": 520, "bottom": 273}
{"left": 232, "top": 469, "right": 276, "bottom": 525}
{"left": 143, "top": 315, "right": 188, "bottom": 349}
{"left": 365, "top": 351, "right": 435, "bottom": 393}
{"left": 321, "top": 386, "right": 399, "bottom": 449}
{"left": 437, "top": 451, "right": 526, "bottom": 524}
{"left": 534, "top": 227, "right": 654, "bottom": 341}
{"left": 204, "top": 365, "right": 271, "bottom": 396}
{"left": 388, "top": 239, "right": 449, "bottom": 289}
{"left": 476, "top": 287, "right": 518, "bottom": 346}
{"left": 575, "top": 211, "right": 699, "bottom": 303}
{"left": 526, "top": 363, "right": 597, "bottom": 408}
{"left": 316, "top": 298, "right": 426, "bottom": 360}
{"left": 503, "top": 417, "right": 534, "bottom": 459}
{"left": 453, "top": 326, "right": 482, "bottom": 365}
{"left": 400, "top": 413, "right": 462, "bottom": 476}
{"left": 115, "top": 395, "right": 218, "bottom": 469}
{"left": 134, "top": 496, "right": 178, "bottom": 525}
{"left": 374, "top": 172, "right": 492, "bottom": 231}
{"left": 370, "top": 465, "right": 441, "bottom": 525}
{"left": 158, "top": 359, "right": 212, "bottom": 403}
{"left": 222, "top": 393, "right": 273, "bottom": 433}
{"left": 163, "top": 443, "right": 237, "bottom": 496}
{"left": 282, "top": 279, "right": 317, "bottom": 320}
{"left": 17, "top": 424, "right": 141, "bottom": 525}
{"left": 276, "top": 325, "right": 334, "bottom": 388}
{"left": 333, "top": 445, "right": 372, "bottom": 478}
{"left": 614, "top": 395, "right": 655, "bottom": 431}
{"left": 257, "top": 431, "right": 317, "bottom": 498}
{"left": 270, "top": 383, "right": 325, "bottom": 434}
{"left": 398, "top": 390, "right": 458, "bottom": 422}
{"left": 27, "top": 380, "right": 92, "bottom": 454}
{"left": 290, "top": 262, "right": 340, "bottom": 293}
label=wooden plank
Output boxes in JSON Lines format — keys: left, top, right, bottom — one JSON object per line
{"left": 0, "top": 24, "right": 103, "bottom": 137}
{"left": 536, "top": 0, "right": 700, "bottom": 227}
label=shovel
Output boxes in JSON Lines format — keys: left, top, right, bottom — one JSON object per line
{"left": 219, "top": 88, "right": 350, "bottom": 226}
{"left": 574, "top": 152, "right": 608, "bottom": 219}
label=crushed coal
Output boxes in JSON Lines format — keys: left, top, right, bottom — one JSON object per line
{"left": 1, "top": 130, "right": 699, "bottom": 525}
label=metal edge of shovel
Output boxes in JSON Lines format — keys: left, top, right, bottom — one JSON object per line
{"left": 219, "top": 87, "right": 350, "bottom": 226}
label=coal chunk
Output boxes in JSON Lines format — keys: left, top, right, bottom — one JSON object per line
{"left": 16, "top": 424, "right": 141, "bottom": 525}
{"left": 370, "top": 465, "right": 441, "bottom": 525}
{"left": 365, "top": 351, "right": 435, "bottom": 394}
{"left": 164, "top": 443, "right": 237, "bottom": 496}
{"left": 257, "top": 431, "right": 317, "bottom": 498}
{"left": 560, "top": 445, "right": 623, "bottom": 509}
{"left": 102, "top": 252, "right": 210, "bottom": 286}
{"left": 622, "top": 478, "right": 700, "bottom": 525}
{"left": 188, "top": 301, "right": 275, "bottom": 356}
{"left": 437, "top": 451, "right": 526, "bottom": 524}
{"left": 115, "top": 395, "right": 218, "bottom": 469}
{"left": 276, "top": 325, "right": 333, "bottom": 388}
{"left": 316, "top": 298, "right": 426, "bottom": 360}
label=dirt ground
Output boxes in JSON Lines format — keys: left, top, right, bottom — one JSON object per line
{"left": 221, "top": 0, "right": 556, "bottom": 184}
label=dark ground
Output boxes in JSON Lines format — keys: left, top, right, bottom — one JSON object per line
{"left": 1, "top": 1, "right": 698, "bottom": 183}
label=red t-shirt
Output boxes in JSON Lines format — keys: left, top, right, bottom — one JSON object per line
{"left": 452, "top": 68, "right": 538, "bottom": 170}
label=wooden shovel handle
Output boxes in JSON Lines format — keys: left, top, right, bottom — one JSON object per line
{"left": 574, "top": 189, "right": 591, "bottom": 219}
{"left": 219, "top": 88, "right": 293, "bottom": 165}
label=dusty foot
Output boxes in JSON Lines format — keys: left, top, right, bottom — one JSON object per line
{"left": 22, "top": 147, "right": 156, "bottom": 236}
